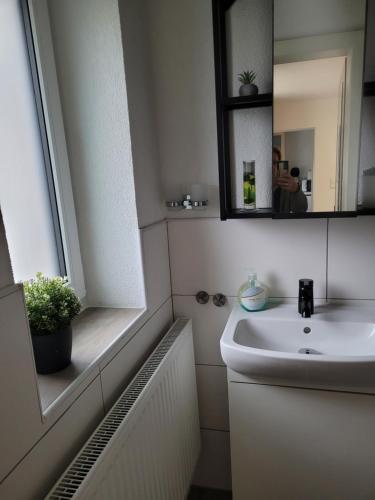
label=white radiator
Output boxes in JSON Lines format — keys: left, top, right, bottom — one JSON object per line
{"left": 46, "top": 318, "right": 200, "bottom": 500}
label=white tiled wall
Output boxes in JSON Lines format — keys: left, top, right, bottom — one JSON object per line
{"left": 144, "top": 0, "right": 375, "bottom": 489}
{"left": 169, "top": 215, "right": 375, "bottom": 491}
{"left": 196, "top": 365, "right": 229, "bottom": 431}
{"left": 192, "top": 429, "right": 232, "bottom": 491}
{"left": 168, "top": 218, "right": 328, "bottom": 298}
{"left": 0, "top": 287, "right": 42, "bottom": 483}
{"left": 173, "top": 295, "right": 234, "bottom": 366}
{"left": 328, "top": 217, "right": 375, "bottom": 300}
{"left": 101, "top": 299, "right": 173, "bottom": 410}
{"left": 143, "top": 1, "right": 375, "bottom": 488}
{"left": 0, "top": 377, "right": 104, "bottom": 500}
{"left": 1, "top": 219, "right": 174, "bottom": 497}
{"left": 141, "top": 221, "right": 171, "bottom": 316}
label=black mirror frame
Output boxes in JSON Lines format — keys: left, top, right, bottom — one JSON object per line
{"left": 212, "top": 0, "right": 372, "bottom": 220}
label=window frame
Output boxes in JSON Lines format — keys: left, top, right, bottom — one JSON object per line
{"left": 20, "top": 0, "right": 86, "bottom": 298}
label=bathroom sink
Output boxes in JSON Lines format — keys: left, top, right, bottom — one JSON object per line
{"left": 220, "top": 302, "right": 375, "bottom": 388}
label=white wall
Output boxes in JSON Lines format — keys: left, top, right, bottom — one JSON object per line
{"left": 274, "top": 0, "right": 366, "bottom": 41}
{"left": 2, "top": 0, "right": 374, "bottom": 495}
{"left": 226, "top": 0, "right": 272, "bottom": 97}
{"left": 146, "top": 0, "right": 220, "bottom": 217}
{"left": 146, "top": 0, "right": 273, "bottom": 215}
{"left": 48, "top": 0, "right": 144, "bottom": 307}
{"left": 118, "top": 0, "right": 165, "bottom": 229}
{"left": 0, "top": 0, "right": 174, "bottom": 495}
{"left": 168, "top": 215, "right": 375, "bottom": 490}
{"left": 144, "top": 0, "right": 375, "bottom": 491}
{"left": 0, "top": 220, "right": 173, "bottom": 499}
{"left": 284, "top": 129, "right": 314, "bottom": 180}
{"left": 274, "top": 97, "right": 339, "bottom": 211}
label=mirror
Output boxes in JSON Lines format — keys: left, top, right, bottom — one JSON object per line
{"left": 273, "top": 0, "right": 367, "bottom": 214}
{"left": 358, "top": 0, "right": 375, "bottom": 212}
{"left": 213, "top": 0, "right": 372, "bottom": 219}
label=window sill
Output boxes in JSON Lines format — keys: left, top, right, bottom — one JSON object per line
{"left": 37, "top": 306, "right": 145, "bottom": 416}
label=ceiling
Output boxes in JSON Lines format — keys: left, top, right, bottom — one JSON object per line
{"left": 274, "top": 56, "right": 347, "bottom": 100}
{"left": 274, "top": 0, "right": 366, "bottom": 41}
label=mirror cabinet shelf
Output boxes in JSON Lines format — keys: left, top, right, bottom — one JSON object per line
{"left": 226, "top": 208, "right": 273, "bottom": 219}
{"left": 228, "top": 209, "right": 362, "bottom": 220}
{"left": 213, "top": 0, "right": 374, "bottom": 221}
{"left": 357, "top": 207, "right": 375, "bottom": 216}
{"left": 223, "top": 94, "right": 273, "bottom": 111}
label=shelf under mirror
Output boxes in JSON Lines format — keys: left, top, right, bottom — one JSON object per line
{"left": 363, "top": 82, "right": 375, "bottom": 97}
{"left": 223, "top": 94, "right": 273, "bottom": 110}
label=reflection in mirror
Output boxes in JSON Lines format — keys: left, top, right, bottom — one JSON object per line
{"left": 226, "top": 0, "right": 273, "bottom": 98}
{"left": 358, "top": 0, "right": 375, "bottom": 211}
{"left": 226, "top": 0, "right": 273, "bottom": 212}
{"left": 273, "top": 0, "right": 366, "bottom": 214}
{"left": 230, "top": 108, "right": 273, "bottom": 210}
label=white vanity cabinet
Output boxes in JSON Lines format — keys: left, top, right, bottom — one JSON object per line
{"left": 228, "top": 377, "right": 375, "bottom": 500}
{"left": 221, "top": 302, "right": 375, "bottom": 498}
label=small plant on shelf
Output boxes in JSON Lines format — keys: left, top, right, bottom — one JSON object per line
{"left": 238, "top": 70, "right": 258, "bottom": 96}
{"left": 24, "top": 272, "right": 81, "bottom": 374}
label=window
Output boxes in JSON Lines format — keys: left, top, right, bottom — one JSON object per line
{"left": 0, "top": 0, "right": 85, "bottom": 297}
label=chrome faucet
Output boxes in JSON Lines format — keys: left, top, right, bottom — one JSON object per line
{"left": 298, "top": 279, "right": 314, "bottom": 318}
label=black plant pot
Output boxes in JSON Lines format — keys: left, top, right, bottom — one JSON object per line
{"left": 31, "top": 325, "right": 72, "bottom": 374}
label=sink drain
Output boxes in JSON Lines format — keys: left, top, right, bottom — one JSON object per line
{"left": 298, "top": 347, "right": 321, "bottom": 355}
{"left": 303, "top": 327, "right": 311, "bottom": 334}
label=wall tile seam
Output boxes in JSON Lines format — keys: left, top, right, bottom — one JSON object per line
{"left": 1, "top": 296, "right": 175, "bottom": 485}
{"left": 166, "top": 217, "right": 222, "bottom": 223}
{"left": 34, "top": 300, "right": 173, "bottom": 454}
{"left": 328, "top": 297, "right": 375, "bottom": 301}
{"left": 139, "top": 218, "right": 167, "bottom": 231}
{"left": 196, "top": 363, "right": 226, "bottom": 368}
{"left": 172, "top": 293, "right": 328, "bottom": 299}
{"left": 200, "top": 427, "right": 230, "bottom": 434}
{"left": 98, "top": 369, "right": 106, "bottom": 415}
{"left": 172, "top": 293, "right": 375, "bottom": 301}
{"left": 166, "top": 222, "right": 176, "bottom": 320}
{"left": 99, "top": 295, "right": 173, "bottom": 370}
{"left": 166, "top": 217, "right": 333, "bottom": 223}
{"left": 166, "top": 216, "right": 375, "bottom": 224}
{"left": 0, "top": 374, "right": 105, "bottom": 487}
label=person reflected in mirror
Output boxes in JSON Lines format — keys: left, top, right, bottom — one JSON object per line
{"left": 272, "top": 146, "right": 307, "bottom": 213}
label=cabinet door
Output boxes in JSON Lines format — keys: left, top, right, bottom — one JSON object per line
{"left": 0, "top": 287, "right": 42, "bottom": 481}
{"left": 229, "top": 382, "right": 375, "bottom": 500}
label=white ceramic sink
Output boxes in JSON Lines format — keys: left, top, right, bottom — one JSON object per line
{"left": 221, "top": 302, "right": 375, "bottom": 388}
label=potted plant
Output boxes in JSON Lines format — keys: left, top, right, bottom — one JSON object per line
{"left": 238, "top": 70, "right": 258, "bottom": 96}
{"left": 24, "top": 273, "right": 81, "bottom": 374}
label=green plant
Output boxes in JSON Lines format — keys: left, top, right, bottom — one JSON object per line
{"left": 24, "top": 273, "right": 81, "bottom": 335}
{"left": 238, "top": 70, "right": 256, "bottom": 85}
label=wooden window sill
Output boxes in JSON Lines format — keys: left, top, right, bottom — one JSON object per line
{"left": 37, "top": 307, "right": 145, "bottom": 413}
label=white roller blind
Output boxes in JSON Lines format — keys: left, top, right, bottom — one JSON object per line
{"left": 0, "top": 0, "right": 60, "bottom": 282}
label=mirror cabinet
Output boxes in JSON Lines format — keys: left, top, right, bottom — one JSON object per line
{"left": 212, "top": 0, "right": 374, "bottom": 220}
